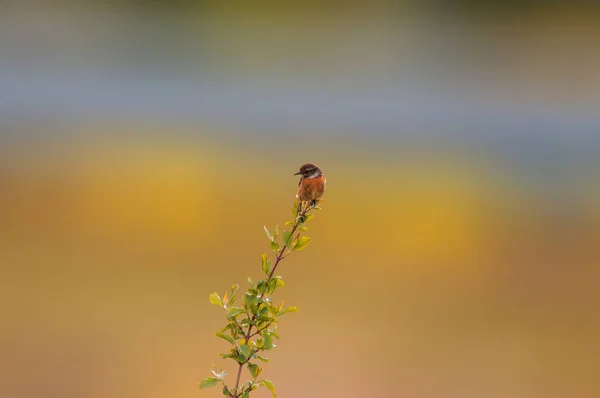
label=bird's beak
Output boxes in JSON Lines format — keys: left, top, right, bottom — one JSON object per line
{"left": 294, "top": 171, "right": 302, "bottom": 175}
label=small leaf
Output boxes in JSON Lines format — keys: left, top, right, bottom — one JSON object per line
{"left": 292, "top": 200, "right": 299, "bottom": 217}
{"left": 293, "top": 236, "right": 311, "bottom": 251}
{"left": 257, "top": 280, "right": 267, "bottom": 295}
{"left": 283, "top": 231, "right": 293, "bottom": 249}
{"left": 273, "top": 225, "right": 280, "bottom": 239}
{"left": 264, "top": 225, "right": 273, "bottom": 241}
{"left": 244, "top": 293, "right": 258, "bottom": 311}
{"left": 230, "top": 324, "right": 240, "bottom": 339}
{"left": 263, "top": 332, "right": 274, "bottom": 350}
{"left": 222, "top": 385, "right": 230, "bottom": 396}
{"left": 270, "top": 241, "right": 279, "bottom": 251}
{"left": 258, "top": 305, "right": 269, "bottom": 319}
{"left": 277, "top": 306, "right": 299, "bottom": 316}
{"left": 261, "top": 253, "right": 270, "bottom": 275}
{"left": 199, "top": 377, "right": 219, "bottom": 389}
{"left": 275, "top": 277, "right": 284, "bottom": 288}
{"left": 247, "top": 363, "right": 261, "bottom": 378}
{"left": 247, "top": 277, "right": 254, "bottom": 287}
{"left": 230, "top": 284, "right": 239, "bottom": 305}
{"left": 227, "top": 307, "right": 244, "bottom": 319}
{"left": 222, "top": 291, "right": 229, "bottom": 306}
{"left": 242, "top": 392, "right": 249, "bottom": 398}
{"left": 209, "top": 292, "right": 224, "bottom": 307}
{"left": 284, "top": 221, "right": 294, "bottom": 226}
{"left": 267, "top": 278, "right": 279, "bottom": 294}
{"left": 254, "top": 354, "right": 270, "bottom": 362}
{"left": 259, "top": 379, "right": 276, "bottom": 397}
{"left": 239, "top": 344, "right": 252, "bottom": 359}
{"left": 215, "top": 332, "right": 235, "bottom": 345}
{"left": 267, "top": 303, "right": 279, "bottom": 315}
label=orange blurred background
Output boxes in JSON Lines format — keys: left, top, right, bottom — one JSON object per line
{"left": 1, "top": 2, "right": 599, "bottom": 398}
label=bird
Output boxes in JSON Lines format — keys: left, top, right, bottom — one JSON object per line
{"left": 295, "top": 163, "right": 326, "bottom": 210}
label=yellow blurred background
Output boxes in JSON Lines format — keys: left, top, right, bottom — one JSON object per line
{"left": 1, "top": 1, "right": 599, "bottom": 398}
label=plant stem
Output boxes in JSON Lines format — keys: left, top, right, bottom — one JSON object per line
{"left": 230, "top": 202, "right": 313, "bottom": 397}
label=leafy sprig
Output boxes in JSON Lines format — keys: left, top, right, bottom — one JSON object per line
{"left": 200, "top": 200, "right": 322, "bottom": 397}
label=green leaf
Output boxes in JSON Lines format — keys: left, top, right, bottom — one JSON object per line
{"left": 242, "top": 392, "right": 249, "bottom": 398}
{"left": 231, "top": 324, "right": 240, "bottom": 339}
{"left": 254, "top": 354, "right": 270, "bottom": 362}
{"left": 293, "top": 236, "right": 311, "bottom": 251}
{"left": 258, "top": 305, "right": 269, "bottom": 319}
{"left": 247, "top": 277, "right": 254, "bottom": 287}
{"left": 267, "top": 303, "right": 279, "bottom": 315}
{"left": 277, "top": 306, "right": 299, "bottom": 316}
{"left": 273, "top": 225, "right": 279, "bottom": 239}
{"left": 267, "top": 279, "right": 276, "bottom": 294}
{"left": 199, "top": 377, "right": 219, "bottom": 389}
{"left": 247, "top": 363, "right": 262, "bottom": 378}
{"left": 221, "top": 353, "right": 235, "bottom": 360}
{"left": 220, "top": 323, "right": 232, "bottom": 333}
{"left": 209, "top": 292, "right": 224, "bottom": 307}
{"left": 257, "top": 280, "right": 267, "bottom": 295}
{"left": 261, "top": 253, "right": 270, "bottom": 275}
{"left": 239, "top": 344, "right": 252, "bottom": 359}
{"left": 264, "top": 225, "right": 273, "bottom": 241}
{"left": 230, "top": 284, "right": 239, "bottom": 305}
{"left": 292, "top": 200, "right": 299, "bottom": 217}
{"left": 244, "top": 293, "right": 258, "bottom": 312}
{"left": 284, "top": 221, "right": 294, "bottom": 226}
{"left": 275, "top": 277, "right": 284, "bottom": 288}
{"left": 270, "top": 241, "right": 279, "bottom": 252}
{"left": 259, "top": 379, "right": 276, "bottom": 397}
{"left": 263, "top": 332, "right": 274, "bottom": 350}
{"left": 283, "top": 231, "right": 293, "bottom": 249}
{"left": 222, "top": 385, "right": 230, "bottom": 396}
{"left": 227, "top": 307, "right": 244, "bottom": 319}
{"left": 224, "top": 347, "right": 238, "bottom": 359}
{"left": 215, "top": 332, "right": 235, "bottom": 345}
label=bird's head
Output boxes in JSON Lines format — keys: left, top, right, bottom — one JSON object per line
{"left": 294, "top": 163, "right": 323, "bottom": 178}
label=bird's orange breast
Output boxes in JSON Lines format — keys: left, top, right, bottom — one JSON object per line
{"left": 297, "top": 175, "right": 326, "bottom": 201}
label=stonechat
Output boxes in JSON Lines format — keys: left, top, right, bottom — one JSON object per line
{"left": 295, "top": 163, "right": 326, "bottom": 208}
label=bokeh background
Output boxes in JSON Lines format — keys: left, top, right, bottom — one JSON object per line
{"left": 1, "top": 1, "right": 599, "bottom": 397}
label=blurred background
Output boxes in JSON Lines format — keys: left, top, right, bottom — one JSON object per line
{"left": 1, "top": 1, "right": 599, "bottom": 397}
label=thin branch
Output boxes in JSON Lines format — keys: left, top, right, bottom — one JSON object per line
{"left": 230, "top": 201, "right": 313, "bottom": 397}
{"left": 249, "top": 320, "right": 275, "bottom": 339}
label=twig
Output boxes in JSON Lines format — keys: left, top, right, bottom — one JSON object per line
{"left": 230, "top": 202, "right": 313, "bottom": 397}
